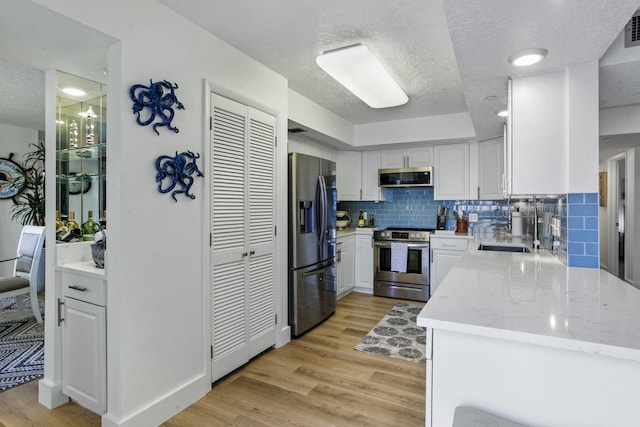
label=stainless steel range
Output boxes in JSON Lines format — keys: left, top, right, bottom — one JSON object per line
{"left": 373, "top": 227, "right": 433, "bottom": 302}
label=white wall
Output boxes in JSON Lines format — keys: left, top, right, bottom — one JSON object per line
{"left": 567, "top": 62, "right": 599, "bottom": 193}
{"left": 600, "top": 104, "right": 640, "bottom": 136}
{"left": 354, "top": 112, "right": 475, "bottom": 147}
{"left": 0, "top": 123, "right": 39, "bottom": 276}
{"left": 288, "top": 89, "right": 353, "bottom": 146}
{"left": 34, "top": 0, "right": 289, "bottom": 425}
{"left": 288, "top": 134, "right": 337, "bottom": 162}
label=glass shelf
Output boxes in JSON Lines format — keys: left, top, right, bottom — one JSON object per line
{"left": 56, "top": 71, "right": 106, "bottom": 227}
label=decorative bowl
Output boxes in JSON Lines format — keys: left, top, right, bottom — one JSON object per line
{"left": 337, "top": 219, "right": 350, "bottom": 229}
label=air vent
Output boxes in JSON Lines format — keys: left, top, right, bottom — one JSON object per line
{"left": 288, "top": 127, "right": 306, "bottom": 133}
{"left": 625, "top": 10, "right": 640, "bottom": 47}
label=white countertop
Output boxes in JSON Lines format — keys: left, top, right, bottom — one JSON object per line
{"left": 418, "top": 247, "right": 640, "bottom": 362}
{"left": 56, "top": 241, "right": 106, "bottom": 279}
{"left": 430, "top": 230, "right": 473, "bottom": 239}
{"left": 337, "top": 227, "right": 377, "bottom": 237}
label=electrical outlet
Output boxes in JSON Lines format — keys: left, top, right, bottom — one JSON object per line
{"left": 469, "top": 213, "right": 478, "bottom": 222}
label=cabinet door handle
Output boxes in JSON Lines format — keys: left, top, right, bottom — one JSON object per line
{"left": 57, "top": 298, "right": 65, "bottom": 326}
{"left": 242, "top": 252, "right": 248, "bottom": 257}
{"left": 69, "top": 285, "right": 87, "bottom": 291}
{"left": 249, "top": 250, "right": 255, "bottom": 255}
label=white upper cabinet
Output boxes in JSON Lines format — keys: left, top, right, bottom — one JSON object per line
{"left": 336, "top": 150, "right": 362, "bottom": 201}
{"left": 478, "top": 137, "right": 504, "bottom": 200}
{"left": 434, "top": 142, "right": 474, "bottom": 200}
{"left": 337, "top": 150, "right": 386, "bottom": 201}
{"left": 380, "top": 146, "right": 434, "bottom": 169}
{"left": 507, "top": 72, "right": 566, "bottom": 195}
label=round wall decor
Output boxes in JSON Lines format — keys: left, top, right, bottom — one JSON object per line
{"left": 0, "top": 157, "right": 27, "bottom": 199}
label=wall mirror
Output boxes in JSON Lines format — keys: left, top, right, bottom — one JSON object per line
{"left": 56, "top": 71, "right": 106, "bottom": 228}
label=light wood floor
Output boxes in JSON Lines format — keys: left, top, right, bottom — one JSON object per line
{"left": 0, "top": 292, "right": 425, "bottom": 426}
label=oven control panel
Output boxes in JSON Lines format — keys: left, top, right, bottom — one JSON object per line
{"left": 374, "top": 229, "right": 431, "bottom": 242}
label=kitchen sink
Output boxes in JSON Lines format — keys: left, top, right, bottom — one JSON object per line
{"left": 477, "top": 243, "right": 531, "bottom": 253}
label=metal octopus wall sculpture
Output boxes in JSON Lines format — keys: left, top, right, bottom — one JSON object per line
{"left": 130, "top": 79, "right": 185, "bottom": 135}
{"left": 155, "top": 151, "right": 203, "bottom": 202}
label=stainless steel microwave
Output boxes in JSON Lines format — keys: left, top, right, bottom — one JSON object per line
{"left": 379, "top": 166, "right": 433, "bottom": 188}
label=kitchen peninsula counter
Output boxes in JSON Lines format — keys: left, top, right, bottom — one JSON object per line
{"left": 417, "top": 247, "right": 640, "bottom": 426}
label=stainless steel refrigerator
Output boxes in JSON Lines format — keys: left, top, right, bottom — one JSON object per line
{"left": 288, "top": 152, "right": 337, "bottom": 337}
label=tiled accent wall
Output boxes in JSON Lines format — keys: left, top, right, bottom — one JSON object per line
{"left": 339, "top": 190, "right": 604, "bottom": 269}
{"left": 566, "top": 193, "right": 599, "bottom": 268}
{"left": 337, "top": 188, "right": 509, "bottom": 230}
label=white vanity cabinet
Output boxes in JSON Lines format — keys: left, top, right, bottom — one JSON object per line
{"left": 336, "top": 233, "right": 355, "bottom": 299}
{"left": 354, "top": 228, "right": 375, "bottom": 293}
{"left": 380, "top": 146, "right": 434, "bottom": 168}
{"left": 337, "top": 150, "right": 386, "bottom": 202}
{"left": 60, "top": 269, "right": 107, "bottom": 415}
{"left": 430, "top": 235, "right": 469, "bottom": 296}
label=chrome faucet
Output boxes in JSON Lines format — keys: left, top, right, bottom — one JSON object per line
{"left": 533, "top": 197, "right": 540, "bottom": 250}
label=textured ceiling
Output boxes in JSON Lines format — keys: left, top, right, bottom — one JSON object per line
{"left": 2, "top": 1, "right": 640, "bottom": 160}
{"left": 159, "top": 0, "right": 468, "bottom": 125}
{"left": 0, "top": 59, "right": 44, "bottom": 130}
{"left": 0, "top": 0, "right": 113, "bottom": 130}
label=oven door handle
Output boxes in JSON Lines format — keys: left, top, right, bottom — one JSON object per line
{"left": 374, "top": 242, "right": 430, "bottom": 249}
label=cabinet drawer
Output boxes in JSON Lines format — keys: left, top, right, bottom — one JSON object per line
{"left": 62, "top": 272, "right": 106, "bottom": 306}
{"left": 430, "top": 237, "right": 469, "bottom": 251}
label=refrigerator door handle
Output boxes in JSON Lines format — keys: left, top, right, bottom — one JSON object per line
{"left": 302, "top": 262, "right": 334, "bottom": 277}
{"left": 315, "top": 175, "right": 328, "bottom": 246}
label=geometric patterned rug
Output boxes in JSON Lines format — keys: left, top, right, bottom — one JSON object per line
{"left": 0, "top": 297, "right": 45, "bottom": 392}
{"left": 354, "top": 302, "right": 427, "bottom": 364}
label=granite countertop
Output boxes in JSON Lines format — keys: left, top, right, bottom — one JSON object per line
{"left": 417, "top": 247, "right": 640, "bottom": 362}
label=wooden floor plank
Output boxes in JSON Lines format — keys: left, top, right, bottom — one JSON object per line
{"left": 0, "top": 292, "right": 425, "bottom": 426}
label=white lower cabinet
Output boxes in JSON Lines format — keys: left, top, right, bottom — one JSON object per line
{"left": 60, "top": 271, "right": 107, "bottom": 415}
{"left": 354, "top": 229, "right": 375, "bottom": 293}
{"left": 336, "top": 234, "right": 355, "bottom": 299}
{"left": 430, "top": 236, "right": 468, "bottom": 296}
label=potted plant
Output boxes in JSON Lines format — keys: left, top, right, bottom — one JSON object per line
{"left": 11, "top": 142, "right": 45, "bottom": 226}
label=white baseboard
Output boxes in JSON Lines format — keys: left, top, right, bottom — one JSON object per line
{"left": 38, "top": 378, "right": 69, "bottom": 409}
{"left": 101, "top": 374, "right": 210, "bottom": 427}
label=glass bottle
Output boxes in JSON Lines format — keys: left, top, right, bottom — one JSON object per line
{"left": 99, "top": 209, "right": 107, "bottom": 230}
{"left": 55, "top": 210, "right": 68, "bottom": 240}
{"left": 67, "top": 211, "right": 79, "bottom": 231}
{"left": 357, "top": 210, "right": 365, "bottom": 227}
{"left": 82, "top": 210, "right": 99, "bottom": 240}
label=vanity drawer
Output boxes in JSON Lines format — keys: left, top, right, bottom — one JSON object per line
{"left": 430, "top": 237, "right": 468, "bottom": 251}
{"left": 62, "top": 271, "right": 106, "bottom": 306}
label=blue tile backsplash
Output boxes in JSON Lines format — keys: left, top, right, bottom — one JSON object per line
{"left": 339, "top": 190, "right": 599, "bottom": 269}
{"left": 566, "top": 193, "right": 599, "bottom": 268}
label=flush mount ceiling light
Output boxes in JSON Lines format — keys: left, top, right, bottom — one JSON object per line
{"left": 316, "top": 44, "right": 408, "bottom": 108}
{"left": 508, "top": 48, "right": 548, "bottom": 67}
{"left": 60, "top": 87, "right": 87, "bottom": 97}
{"left": 497, "top": 109, "right": 509, "bottom": 118}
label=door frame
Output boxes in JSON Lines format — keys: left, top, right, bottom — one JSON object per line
{"left": 607, "top": 152, "right": 625, "bottom": 280}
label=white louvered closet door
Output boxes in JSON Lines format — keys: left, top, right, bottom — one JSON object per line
{"left": 210, "top": 93, "right": 276, "bottom": 382}
{"left": 247, "top": 108, "right": 276, "bottom": 358}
